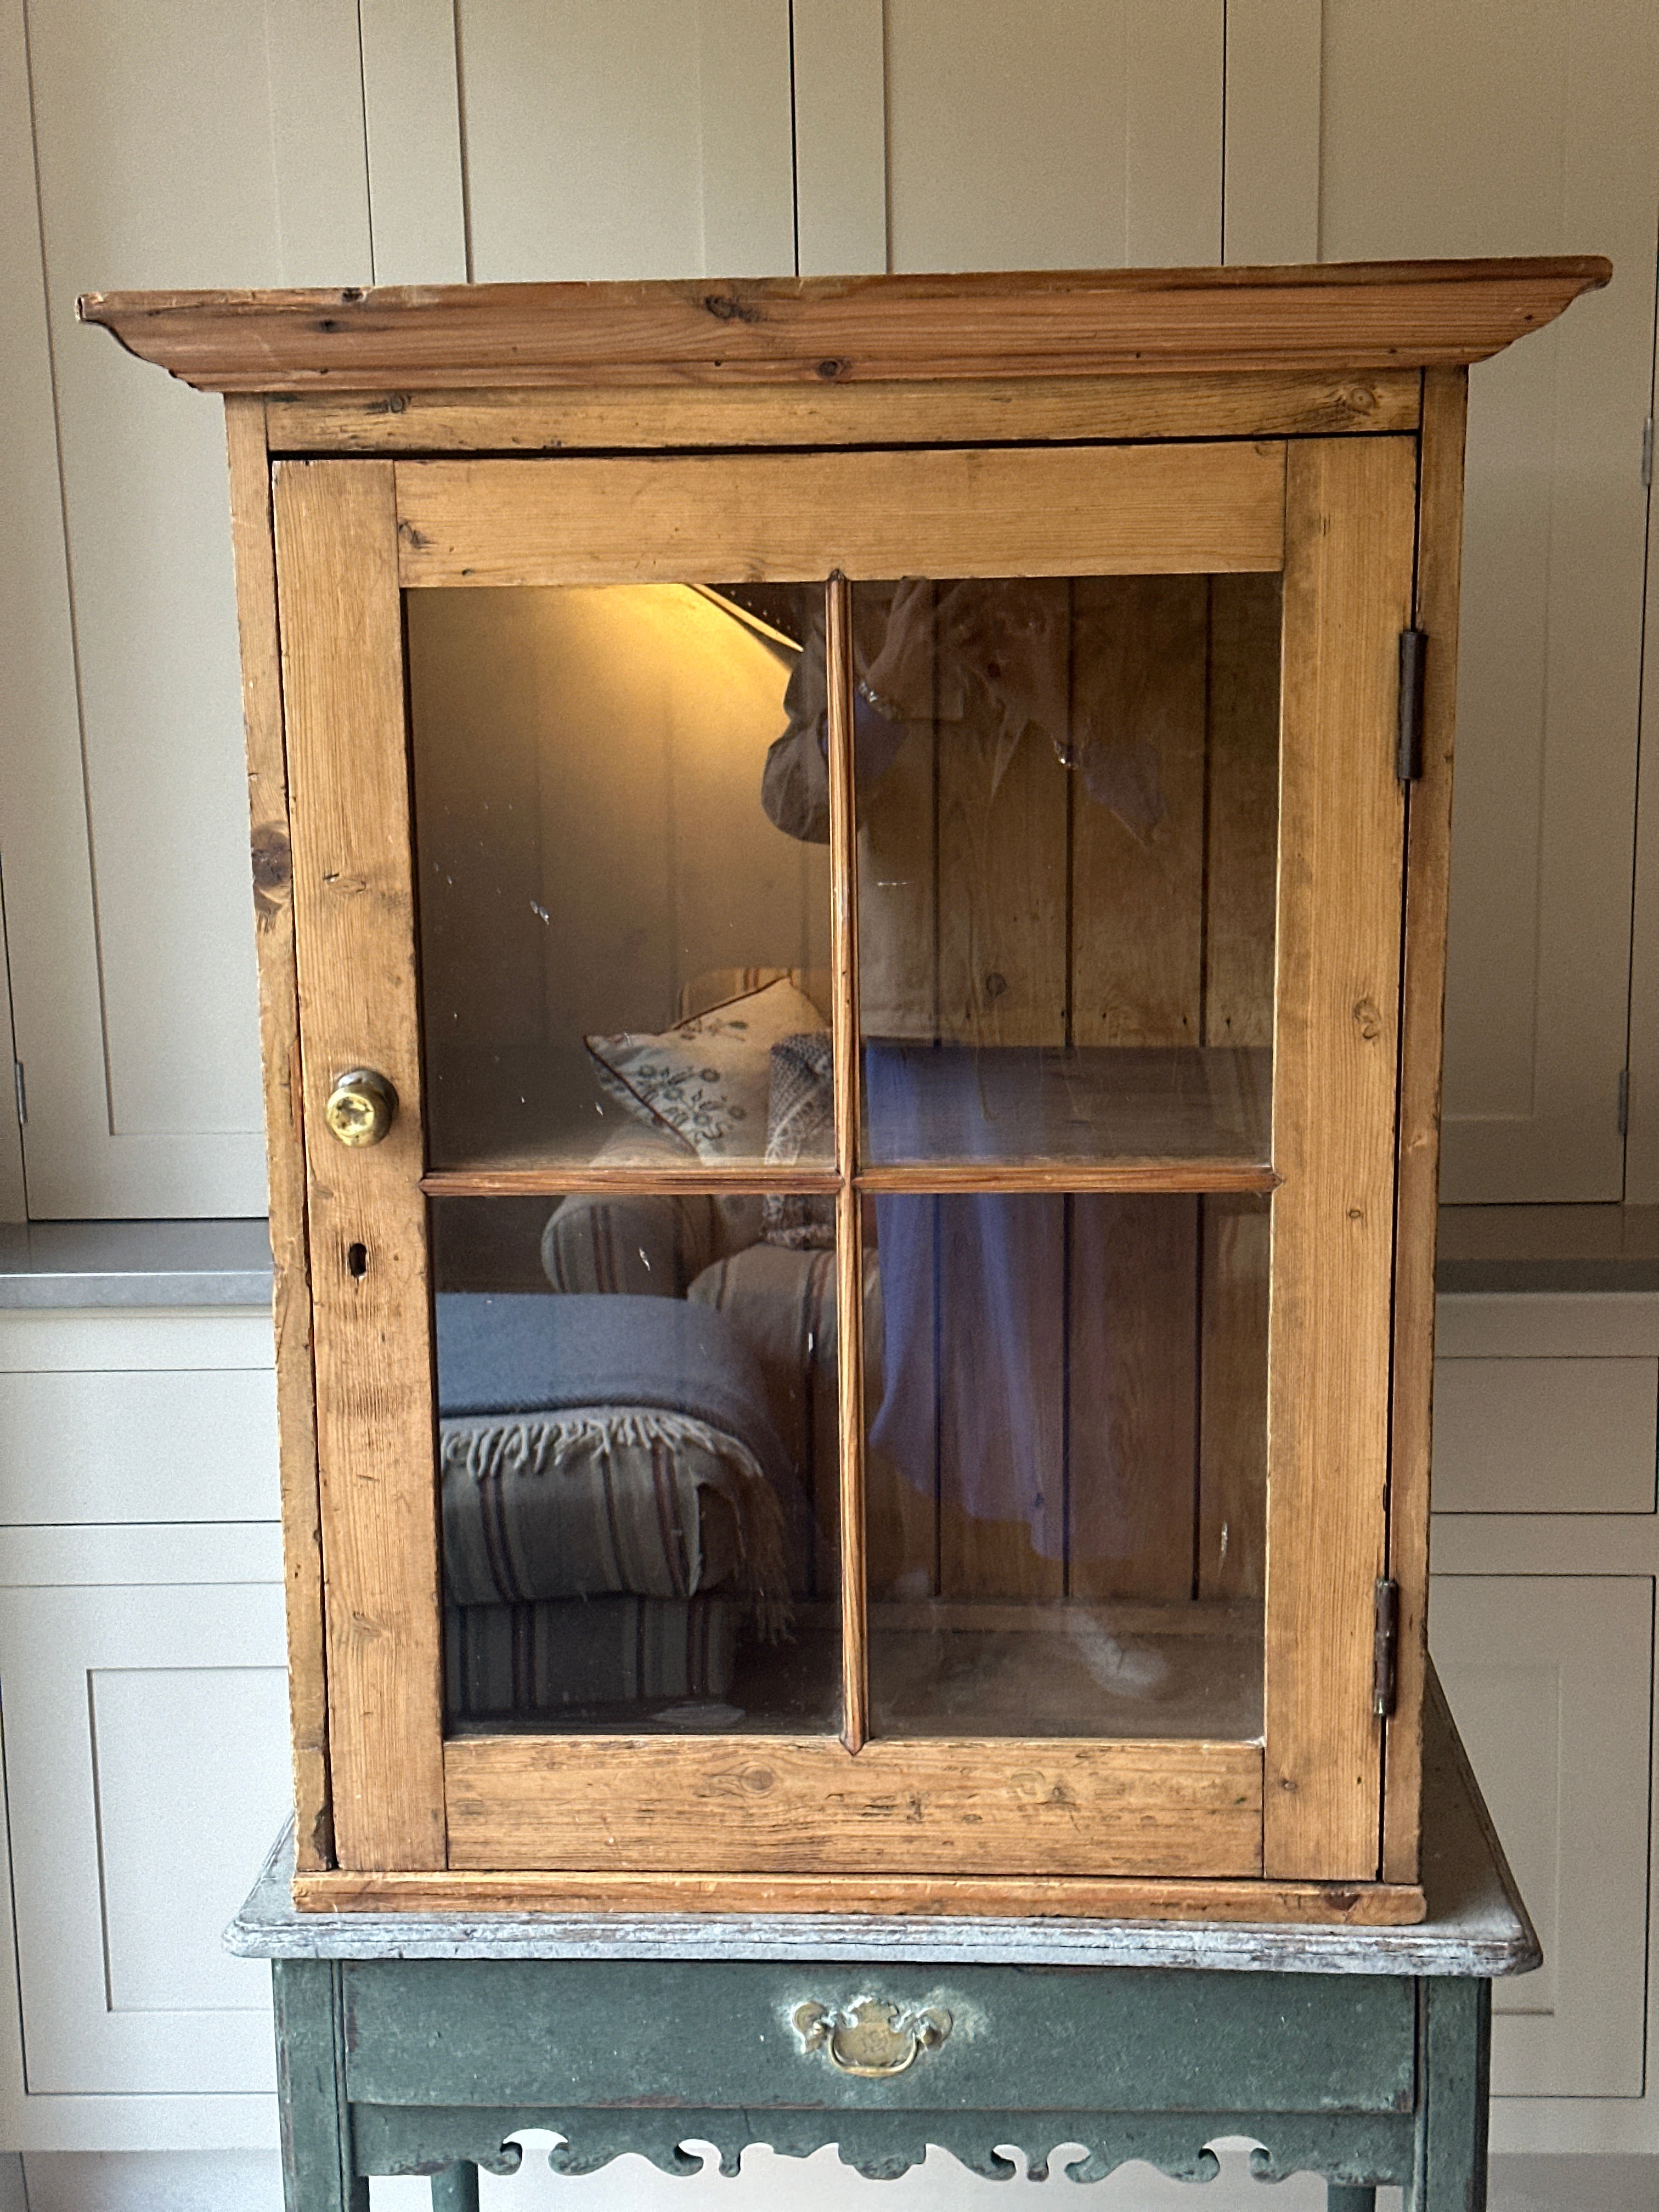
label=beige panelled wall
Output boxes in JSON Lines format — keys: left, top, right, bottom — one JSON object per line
{"left": 1318, "top": 0, "right": 1659, "bottom": 1201}
{"left": 3, "top": 0, "right": 1658, "bottom": 1213}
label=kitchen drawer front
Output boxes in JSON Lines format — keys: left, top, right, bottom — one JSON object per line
{"left": 1431, "top": 1356, "right": 1657, "bottom": 1514}
{"left": 342, "top": 1959, "right": 1416, "bottom": 2114}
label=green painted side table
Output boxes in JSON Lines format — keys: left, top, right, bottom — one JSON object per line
{"left": 230, "top": 1686, "right": 1535, "bottom": 2209}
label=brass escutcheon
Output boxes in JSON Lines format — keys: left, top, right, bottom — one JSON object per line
{"left": 792, "top": 1998, "right": 952, "bottom": 2078}
{"left": 324, "top": 1068, "right": 398, "bottom": 1147}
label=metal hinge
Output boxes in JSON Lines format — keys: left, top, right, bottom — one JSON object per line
{"left": 1618, "top": 1066, "right": 1630, "bottom": 1137}
{"left": 1373, "top": 1578, "right": 1400, "bottom": 1720}
{"left": 1644, "top": 415, "right": 1654, "bottom": 489}
{"left": 1396, "top": 630, "right": 1427, "bottom": 782}
{"left": 12, "top": 1062, "right": 24, "bottom": 1127}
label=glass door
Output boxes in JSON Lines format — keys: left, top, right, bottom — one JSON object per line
{"left": 273, "top": 433, "right": 1416, "bottom": 1892}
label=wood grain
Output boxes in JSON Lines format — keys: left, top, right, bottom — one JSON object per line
{"left": 261, "top": 371, "right": 1424, "bottom": 454}
{"left": 273, "top": 459, "right": 445, "bottom": 1872}
{"left": 294, "top": 1866, "right": 1425, "bottom": 1925}
{"left": 825, "top": 575, "right": 868, "bottom": 1752}
{"left": 393, "top": 445, "right": 1286, "bottom": 589}
{"left": 443, "top": 1734, "right": 1263, "bottom": 1877}
{"left": 1197, "top": 1195, "right": 1271, "bottom": 1601}
{"left": 856, "top": 1161, "right": 1278, "bottom": 1193}
{"left": 1262, "top": 437, "right": 1415, "bottom": 1882}
{"left": 1383, "top": 369, "right": 1469, "bottom": 1886}
{"left": 79, "top": 257, "right": 1609, "bottom": 393}
{"left": 223, "top": 397, "right": 332, "bottom": 1871}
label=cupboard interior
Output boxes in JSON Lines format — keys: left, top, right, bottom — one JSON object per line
{"left": 411, "top": 572, "right": 1280, "bottom": 1747}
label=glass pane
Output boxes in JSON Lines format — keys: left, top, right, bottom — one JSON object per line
{"left": 864, "top": 1192, "right": 1267, "bottom": 1740}
{"left": 432, "top": 1193, "right": 842, "bottom": 1736}
{"left": 845, "top": 575, "right": 1280, "bottom": 1169}
{"left": 407, "top": 583, "right": 831, "bottom": 1172}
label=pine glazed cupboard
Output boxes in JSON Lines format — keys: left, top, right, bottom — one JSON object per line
{"left": 82, "top": 260, "right": 1606, "bottom": 1923}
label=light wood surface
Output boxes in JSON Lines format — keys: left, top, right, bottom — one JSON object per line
{"left": 443, "top": 1734, "right": 1263, "bottom": 1877}
{"left": 223, "top": 398, "right": 332, "bottom": 1872}
{"left": 79, "top": 258, "right": 1608, "bottom": 392}
{"left": 293, "top": 1865, "right": 1424, "bottom": 1925}
{"left": 1383, "top": 368, "right": 1468, "bottom": 1884}
{"left": 262, "top": 371, "right": 1423, "bottom": 454}
{"left": 1262, "top": 437, "right": 1415, "bottom": 1881}
{"left": 825, "top": 576, "right": 868, "bottom": 1752}
{"left": 273, "top": 460, "right": 445, "bottom": 1872}
{"left": 392, "top": 444, "right": 1286, "bottom": 589}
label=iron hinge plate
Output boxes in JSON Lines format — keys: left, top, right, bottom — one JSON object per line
{"left": 1373, "top": 1578, "right": 1400, "bottom": 1720}
{"left": 1396, "top": 630, "right": 1427, "bottom": 782}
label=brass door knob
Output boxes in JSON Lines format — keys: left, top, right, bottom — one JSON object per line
{"left": 324, "top": 1069, "right": 398, "bottom": 1147}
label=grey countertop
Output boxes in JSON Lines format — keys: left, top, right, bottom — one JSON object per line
{"left": 0, "top": 1218, "right": 274, "bottom": 1307}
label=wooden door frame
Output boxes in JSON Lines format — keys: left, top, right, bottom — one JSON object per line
{"left": 272, "top": 437, "right": 1424, "bottom": 1918}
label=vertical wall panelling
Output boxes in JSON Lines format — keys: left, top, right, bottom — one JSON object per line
{"left": 882, "top": 0, "right": 1223, "bottom": 274}
{"left": 790, "top": 0, "right": 887, "bottom": 275}
{"left": 696, "top": 1, "right": 795, "bottom": 275}
{"left": 1321, "top": 0, "right": 1659, "bottom": 1201}
{"left": 4, "top": 0, "right": 372, "bottom": 1216}
{"left": 1221, "top": 0, "right": 1322, "bottom": 265}
{"left": 457, "top": 0, "right": 794, "bottom": 283}
{"left": 1124, "top": 2, "right": 1223, "bottom": 266}
{"left": 1623, "top": 300, "right": 1659, "bottom": 1203}
{"left": 359, "top": 0, "right": 469, "bottom": 285}
{"left": 0, "top": 0, "right": 78, "bottom": 1224}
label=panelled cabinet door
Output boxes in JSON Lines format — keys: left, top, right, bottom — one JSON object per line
{"left": 273, "top": 436, "right": 1414, "bottom": 1896}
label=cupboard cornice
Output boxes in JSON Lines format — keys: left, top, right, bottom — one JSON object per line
{"left": 77, "top": 257, "right": 1608, "bottom": 394}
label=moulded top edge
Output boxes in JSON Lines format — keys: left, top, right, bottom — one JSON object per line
{"left": 76, "top": 256, "right": 1611, "bottom": 396}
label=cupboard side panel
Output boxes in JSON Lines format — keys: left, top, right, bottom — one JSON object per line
{"left": 1264, "top": 437, "right": 1414, "bottom": 1880}
{"left": 1383, "top": 369, "right": 1468, "bottom": 1884}
{"left": 273, "top": 458, "right": 445, "bottom": 1871}
{"left": 224, "top": 397, "right": 331, "bottom": 1870}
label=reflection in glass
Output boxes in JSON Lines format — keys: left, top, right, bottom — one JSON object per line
{"left": 432, "top": 1193, "right": 841, "bottom": 1736}
{"left": 817, "top": 574, "right": 1282, "bottom": 1168}
{"left": 863, "top": 1193, "right": 1267, "bottom": 1740}
{"left": 408, "top": 584, "right": 831, "bottom": 1171}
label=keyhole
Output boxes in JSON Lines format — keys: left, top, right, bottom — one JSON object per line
{"left": 347, "top": 1242, "right": 368, "bottom": 1279}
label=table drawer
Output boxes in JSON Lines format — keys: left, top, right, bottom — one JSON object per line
{"left": 341, "top": 1959, "right": 1416, "bottom": 2114}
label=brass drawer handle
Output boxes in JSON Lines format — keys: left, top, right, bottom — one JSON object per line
{"left": 325, "top": 1068, "right": 397, "bottom": 1147}
{"left": 792, "top": 1999, "right": 952, "bottom": 2078}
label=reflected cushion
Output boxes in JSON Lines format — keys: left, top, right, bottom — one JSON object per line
{"left": 445, "top": 1595, "right": 737, "bottom": 1717}
{"left": 585, "top": 976, "right": 826, "bottom": 1161}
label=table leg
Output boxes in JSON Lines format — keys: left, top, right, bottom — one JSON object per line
{"left": 429, "top": 2164, "right": 481, "bottom": 2211}
{"left": 1409, "top": 1978, "right": 1491, "bottom": 2211}
{"left": 1327, "top": 2190, "right": 1378, "bottom": 2211}
{"left": 272, "top": 1961, "right": 369, "bottom": 2212}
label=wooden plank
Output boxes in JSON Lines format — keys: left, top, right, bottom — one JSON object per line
{"left": 825, "top": 575, "right": 868, "bottom": 1752}
{"left": 422, "top": 1165, "right": 842, "bottom": 1197}
{"left": 443, "top": 1734, "right": 1264, "bottom": 1877}
{"left": 272, "top": 459, "right": 445, "bottom": 1872}
{"left": 223, "top": 398, "right": 331, "bottom": 1871}
{"left": 1197, "top": 570, "right": 1281, "bottom": 1601}
{"left": 263, "top": 371, "right": 1423, "bottom": 453}
{"left": 1068, "top": 1194, "right": 1200, "bottom": 1602}
{"left": 1197, "top": 1195, "right": 1271, "bottom": 1600}
{"left": 393, "top": 444, "right": 1286, "bottom": 589}
{"left": 1262, "top": 437, "right": 1415, "bottom": 1882}
{"left": 295, "top": 1866, "right": 1425, "bottom": 1925}
{"left": 294, "top": 1864, "right": 1423, "bottom": 1923}
{"left": 1070, "top": 577, "right": 1208, "bottom": 1048}
{"left": 1383, "top": 368, "right": 1468, "bottom": 1886}
{"left": 79, "top": 258, "right": 1611, "bottom": 392}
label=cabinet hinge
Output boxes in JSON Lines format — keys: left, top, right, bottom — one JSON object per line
{"left": 1618, "top": 1065, "right": 1630, "bottom": 1137}
{"left": 1644, "top": 415, "right": 1654, "bottom": 489}
{"left": 1396, "top": 630, "right": 1427, "bottom": 782}
{"left": 11, "top": 1062, "right": 24, "bottom": 1127}
{"left": 1373, "top": 1578, "right": 1400, "bottom": 1720}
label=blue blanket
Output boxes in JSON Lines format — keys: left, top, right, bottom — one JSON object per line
{"left": 435, "top": 1291, "right": 795, "bottom": 1499}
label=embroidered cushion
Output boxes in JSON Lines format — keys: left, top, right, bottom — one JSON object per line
{"left": 585, "top": 976, "right": 826, "bottom": 1162}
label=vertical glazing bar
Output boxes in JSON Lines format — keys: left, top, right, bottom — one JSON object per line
{"left": 826, "top": 573, "right": 868, "bottom": 1753}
